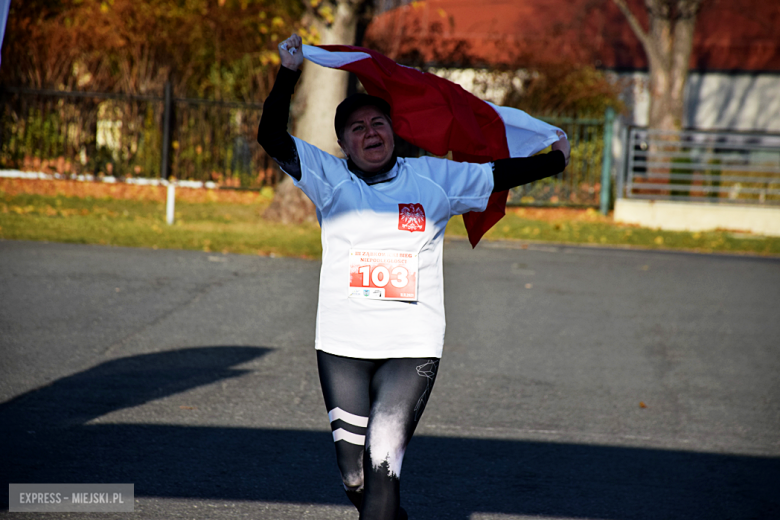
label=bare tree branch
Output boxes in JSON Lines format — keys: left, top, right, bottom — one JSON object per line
{"left": 610, "top": 0, "right": 656, "bottom": 58}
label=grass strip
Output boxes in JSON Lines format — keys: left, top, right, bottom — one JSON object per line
{"left": 2, "top": 189, "right": 779, "bottom": 258}
{"left": 0, "top": 192, "right": 322, "bottom": 258}
{"left": 447, "top": 207, "right": 780, "bottom": 256}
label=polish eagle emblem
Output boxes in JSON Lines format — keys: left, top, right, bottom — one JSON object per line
{"left": 398, "top": 203, "right": 426, "bottom": 232}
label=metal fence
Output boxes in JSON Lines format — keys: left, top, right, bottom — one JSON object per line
{"left": 1, "top": 85, "right": 618, "bottom": 203}
{"left": 619, "top": 127, "right": 780, "bottom": 205}
{"left": 0, "top": 85, "right": 274, "bottom": 188}
{"left": 507, "top": 109, "right": 614, "bottom": 208}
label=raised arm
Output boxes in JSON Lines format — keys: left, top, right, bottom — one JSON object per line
{"left": 257, "top": 34, "right": 305, "bottom": 181}
{"left": 492, "top": 131, "right": 571, "bottom": 192}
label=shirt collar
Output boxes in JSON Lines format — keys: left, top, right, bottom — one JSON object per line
{"left": 347, "top": 151, "right": 399, "bottom": 185}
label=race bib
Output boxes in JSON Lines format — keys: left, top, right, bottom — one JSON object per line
{"left": 348, "top": 249, "right": 419, "bottom": 301}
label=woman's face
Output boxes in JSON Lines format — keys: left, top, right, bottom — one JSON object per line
{"left": 338, "top": 105, "right": 395, "bottom": 173}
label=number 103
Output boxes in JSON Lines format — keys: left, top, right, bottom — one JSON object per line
{"left": 358, "top": 265, "right": 409, "bottom": 288}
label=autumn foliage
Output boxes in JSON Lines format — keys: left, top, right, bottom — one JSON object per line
{"left": 1, "top": 0, "right": 304, "bottom": 101}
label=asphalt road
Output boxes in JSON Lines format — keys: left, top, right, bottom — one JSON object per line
{"left": 1, "top": 239, "right": 778, "bottom": 519}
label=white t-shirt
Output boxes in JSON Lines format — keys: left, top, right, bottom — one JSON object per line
{"left": 288, "top": 137, "right": 494, "bottom": 359}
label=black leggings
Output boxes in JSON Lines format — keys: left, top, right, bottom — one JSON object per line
{"left": 317, "top": 351, "right": 440, "bottom": 520}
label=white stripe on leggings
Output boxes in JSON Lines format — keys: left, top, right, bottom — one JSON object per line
{"left": 332, "top": 428, "right": 366, "bottom": 445}
{"left": 328, "top": 407, "right": 369, "bottom": 428}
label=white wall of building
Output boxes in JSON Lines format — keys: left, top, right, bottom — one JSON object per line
{"left": 617, "top": 71, "right": 780, "bottom": 133}
{"left": 686, "top": 72, "right": 780, "bottom": 132}
{"left": 426, "top": 67, "right": 520, "bottom": 104}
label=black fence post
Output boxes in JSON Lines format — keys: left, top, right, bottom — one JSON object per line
{"left": 160, "top": 81, "right": 173, "bottom": 179}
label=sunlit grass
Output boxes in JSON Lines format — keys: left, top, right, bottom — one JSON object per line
{"left": 446, "top": 207, "right": 780, "bottom": 256}
{"left": 0, "top": 192, "right": 322, "bottom": 258}
{"left": 2, "top": 188, "right": 779, "bottom": 258}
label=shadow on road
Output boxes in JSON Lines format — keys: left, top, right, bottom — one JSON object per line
{"left": 1, "top": 346, "right": 778, "bottom": 519}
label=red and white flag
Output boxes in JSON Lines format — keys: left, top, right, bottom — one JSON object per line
{"left": 302, "top": 44, "right": 562, "bottom": 247}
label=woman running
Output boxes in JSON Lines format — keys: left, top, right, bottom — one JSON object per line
{"left": 258, "top": 33, "right": 570, "bottom": 520}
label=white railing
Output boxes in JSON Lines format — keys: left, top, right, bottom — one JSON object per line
{"left": 618, "top": 128, "right": 780, "bottom": 205}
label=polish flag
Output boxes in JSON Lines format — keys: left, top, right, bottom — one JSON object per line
{"left": 302, "top": 44, "right": 561, "bottom": 247}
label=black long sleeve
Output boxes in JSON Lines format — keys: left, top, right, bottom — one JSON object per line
{"left": 491, "top": 150, "right": 566, "bottom": 193}
{"left": 257, "top": 66, "right": 303, "bottom": 180}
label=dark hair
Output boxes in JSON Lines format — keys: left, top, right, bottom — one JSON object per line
{"left": 334, "top": 93, "right": 392, "bottom": 140}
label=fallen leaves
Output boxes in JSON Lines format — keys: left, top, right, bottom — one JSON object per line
{"left": 0, "top": 178, "right": 265, "bottom": 205}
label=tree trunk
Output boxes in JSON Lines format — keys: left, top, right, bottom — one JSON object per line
{"left": 669, "top": 12, "right": 697, "bottom": 129}
{"left": 611, "top": 0, "right": 703, "bottom": 131}
{"left": 264, "top": 1, "right": 361, "bottom": 224}
{"left": 647, "top": 11, "right": 674, "bottom": 131}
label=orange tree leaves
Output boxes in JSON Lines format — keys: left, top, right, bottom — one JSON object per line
{"left": 2, "top": 0, "right": 305, "bottom": 101}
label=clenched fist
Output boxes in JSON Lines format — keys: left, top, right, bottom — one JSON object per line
{"left": 278, "top": 34, "right": 304, "bottom": 71}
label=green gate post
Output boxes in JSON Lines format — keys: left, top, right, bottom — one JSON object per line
{"left": 600, "top": 106, "right": 615, "bottom": 215}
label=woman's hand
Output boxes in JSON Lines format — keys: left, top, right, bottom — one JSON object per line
{"left": 278, "top": 34, "right": 304, "bottom": 71}
{"left": 551, "top": 130, "right": 570, "bottom": 167}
